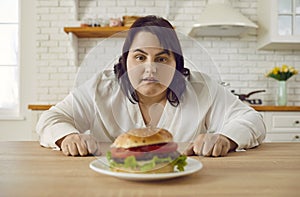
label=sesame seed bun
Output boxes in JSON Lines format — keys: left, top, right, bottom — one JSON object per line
{"left": 112, "top": 127, "right": 173, "bottom": 148}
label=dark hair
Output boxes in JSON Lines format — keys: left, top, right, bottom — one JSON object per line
{"left": 114, "top": 15, "right": 190, "bottom": 107}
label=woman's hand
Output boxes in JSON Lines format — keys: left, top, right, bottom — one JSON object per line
{"left": 183, "top": 133, "right": 237, "bottom": 157}
{"left": 56, "top": 133, "right": 102, "bottom": 156}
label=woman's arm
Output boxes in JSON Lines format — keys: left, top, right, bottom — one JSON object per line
{"left": 36, "top": 93, "right": 88, "bottom": 150}
{"left": 184, "top": 73, "right": 266, "bottom": 157}
{"left": 207, "top": 81, "right": 266, "bottom": 150}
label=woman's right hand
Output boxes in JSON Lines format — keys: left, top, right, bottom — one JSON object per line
{"left": 56, "top": 133, "right": 102, "bottom": 156}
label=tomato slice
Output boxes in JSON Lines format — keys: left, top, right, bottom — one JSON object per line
{"left": 129, "top": 142, "right": 178, "bottom": 153}
{"left": 111, "top": 142, "right": 178, "bottom": 159}
{"left": 110, "top": 147, "right": 144, "bottom": 159}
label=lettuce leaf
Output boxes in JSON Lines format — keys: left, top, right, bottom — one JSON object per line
{"left": 106, "top": 151, "right": 187, "bottom": 172}
{"left": 172, "top": 155, "right": 187, "bottom": 172}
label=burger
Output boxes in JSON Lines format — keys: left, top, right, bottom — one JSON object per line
{"left": 106, "top": 127, "right": 187, "bottom": 173}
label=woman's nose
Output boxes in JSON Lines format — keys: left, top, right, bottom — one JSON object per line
{"left": 144, "top": 62, "right": 157, "bottom": 74}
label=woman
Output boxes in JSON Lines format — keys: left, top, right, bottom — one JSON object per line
{"left": 36, "top": 15, "right": 265, "bottom": 157}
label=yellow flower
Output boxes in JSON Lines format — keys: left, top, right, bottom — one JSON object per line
{"left": 272, "top": 66, "right": 279, "bottom": 74}
{"left": 282, "top": 65, "right": 288, "bottom": 73}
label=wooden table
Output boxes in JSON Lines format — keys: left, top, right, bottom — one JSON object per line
{"left": 0, "top": 142, "right": 299, "bottom": 196}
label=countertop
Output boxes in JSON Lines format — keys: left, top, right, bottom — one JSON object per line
{"left": 1, "top": 141, "right": 299, "bottom": 196}
{"left": 250, "top": 105, "right": 300, "bottom": 111}
{"left": 28, "top": 104, "right": 300, "bottom": 111}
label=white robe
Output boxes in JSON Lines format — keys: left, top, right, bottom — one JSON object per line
{"left": 36, "top": 70, "right": 266, "bottom": 150}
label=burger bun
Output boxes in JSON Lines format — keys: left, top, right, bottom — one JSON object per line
{"left": 112, "top": 127, "right": 173, "bottom": 149}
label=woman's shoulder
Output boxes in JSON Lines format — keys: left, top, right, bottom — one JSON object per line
{"left": 75, "top": 70, "right": 117, "bottom": 93}
{"left": 188, "top": 71, "right": 215, "bottom": 84}
{"left": 76, "top": 69, "right": 116, "bottom": 86}
{"left": 87, "top": 69, "right": 117, "bottom": 87}
{"left": 97, "top": 69, "right": 117, "bottom": 81}
{"left": 95, "top": 70, "right": 120, "bottom": 96}
{"left": 187, "top": 71, "right": 221, "bottom": 96}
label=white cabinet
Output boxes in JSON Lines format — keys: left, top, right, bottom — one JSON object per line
{"left": 257, "top": 0, "right": 300, "bottom": 50}
{"left": 261, "top": 111, "right": 300, "bottom": 142}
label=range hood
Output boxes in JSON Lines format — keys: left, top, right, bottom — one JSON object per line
{"left": 189, "top": 0, "right": 258, "bottom": 37}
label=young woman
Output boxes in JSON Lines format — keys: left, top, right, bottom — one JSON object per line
{"left": 37, "top": 15, "right": 265, "bottom": 157}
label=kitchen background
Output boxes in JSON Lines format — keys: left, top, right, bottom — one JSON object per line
{"left": 1, "top": 0, "right": 300, "bottom": 140}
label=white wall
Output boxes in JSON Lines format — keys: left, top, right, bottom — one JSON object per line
{"left": 34, "top": 0, "right": 300, "bottom": 105}
{"left": 1, "top": 0, "right": 300, "bottom": 141}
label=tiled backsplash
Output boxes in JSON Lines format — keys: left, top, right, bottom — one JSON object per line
{"left": 36, "top": 0, "right": 300, "bottom": 105}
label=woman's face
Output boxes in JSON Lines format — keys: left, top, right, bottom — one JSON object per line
{"left": 126, "top": 31, "right": 176, "bottom": 98}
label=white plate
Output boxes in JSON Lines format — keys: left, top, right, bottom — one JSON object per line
{"left": 89, "top": 157, "right": 203, "bottom": 181}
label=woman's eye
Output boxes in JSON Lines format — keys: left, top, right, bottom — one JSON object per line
{"left": 135, "top": 55, "right": 145, "bottom": 62}
{"left": 155, "top": 57, "right": 168, "bottom": 63}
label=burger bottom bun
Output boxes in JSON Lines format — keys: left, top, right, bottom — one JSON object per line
{"left": 110, "top": 162, "right": 174, "bottom": 174}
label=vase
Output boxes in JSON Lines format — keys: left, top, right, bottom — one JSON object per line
{"left": 276, "top": 81, "right": 287, "bottom": 106}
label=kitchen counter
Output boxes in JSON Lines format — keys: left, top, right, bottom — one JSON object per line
{"left": 28, "top": 104, "right": 53, "bottom": 110}
{"left": 1, "top": 141, "right": 299, "bottom": 196}
{"left": 28, "top": 104, "right": 300, "bottom": 111}
{"left": 251, "top": 105, "right": 300, "bottom": 111}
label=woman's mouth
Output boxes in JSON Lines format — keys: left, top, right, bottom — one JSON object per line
{"left": 141, "top": 77, "right": 159, "bottom": 83}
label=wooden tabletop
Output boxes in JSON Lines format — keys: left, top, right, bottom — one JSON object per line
{"left": 1, "top": 142, "right": 299, "bottom": 196}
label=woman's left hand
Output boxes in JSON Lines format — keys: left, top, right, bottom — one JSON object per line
{"left": 183, "top": 133, "right": 237, "bottom": 157}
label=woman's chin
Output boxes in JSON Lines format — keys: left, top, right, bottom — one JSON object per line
{"left": 136, "top": 84, "right": 167, "bottom": 98}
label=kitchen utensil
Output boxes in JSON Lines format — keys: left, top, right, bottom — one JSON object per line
{"left": 231, "top": 90, "right": 266, "bottom": 105}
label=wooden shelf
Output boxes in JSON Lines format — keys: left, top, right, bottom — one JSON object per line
{"left": 64, "top": 26, "right": 129, "bottom": 38}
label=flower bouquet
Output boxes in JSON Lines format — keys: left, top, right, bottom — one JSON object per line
{"left": 266, "top": 64, "right": 298, "bottom": 81}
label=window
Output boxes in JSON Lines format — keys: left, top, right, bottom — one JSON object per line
{"left": 0, "top": 0, "right": 19, "bottom": 117}
{"left": 278, "top": 0, "right": 300, "bottom": 35}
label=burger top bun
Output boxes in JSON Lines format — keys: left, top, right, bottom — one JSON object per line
{"left": 112, "top": 127, "right": 173, "bottom": 148}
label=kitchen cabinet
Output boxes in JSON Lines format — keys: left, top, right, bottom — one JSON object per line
{"left": 260, "top": 111, "right": 300, "bottom": 142}
{"left": 257, "top": 0, "right": 300, "bottom": 50}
